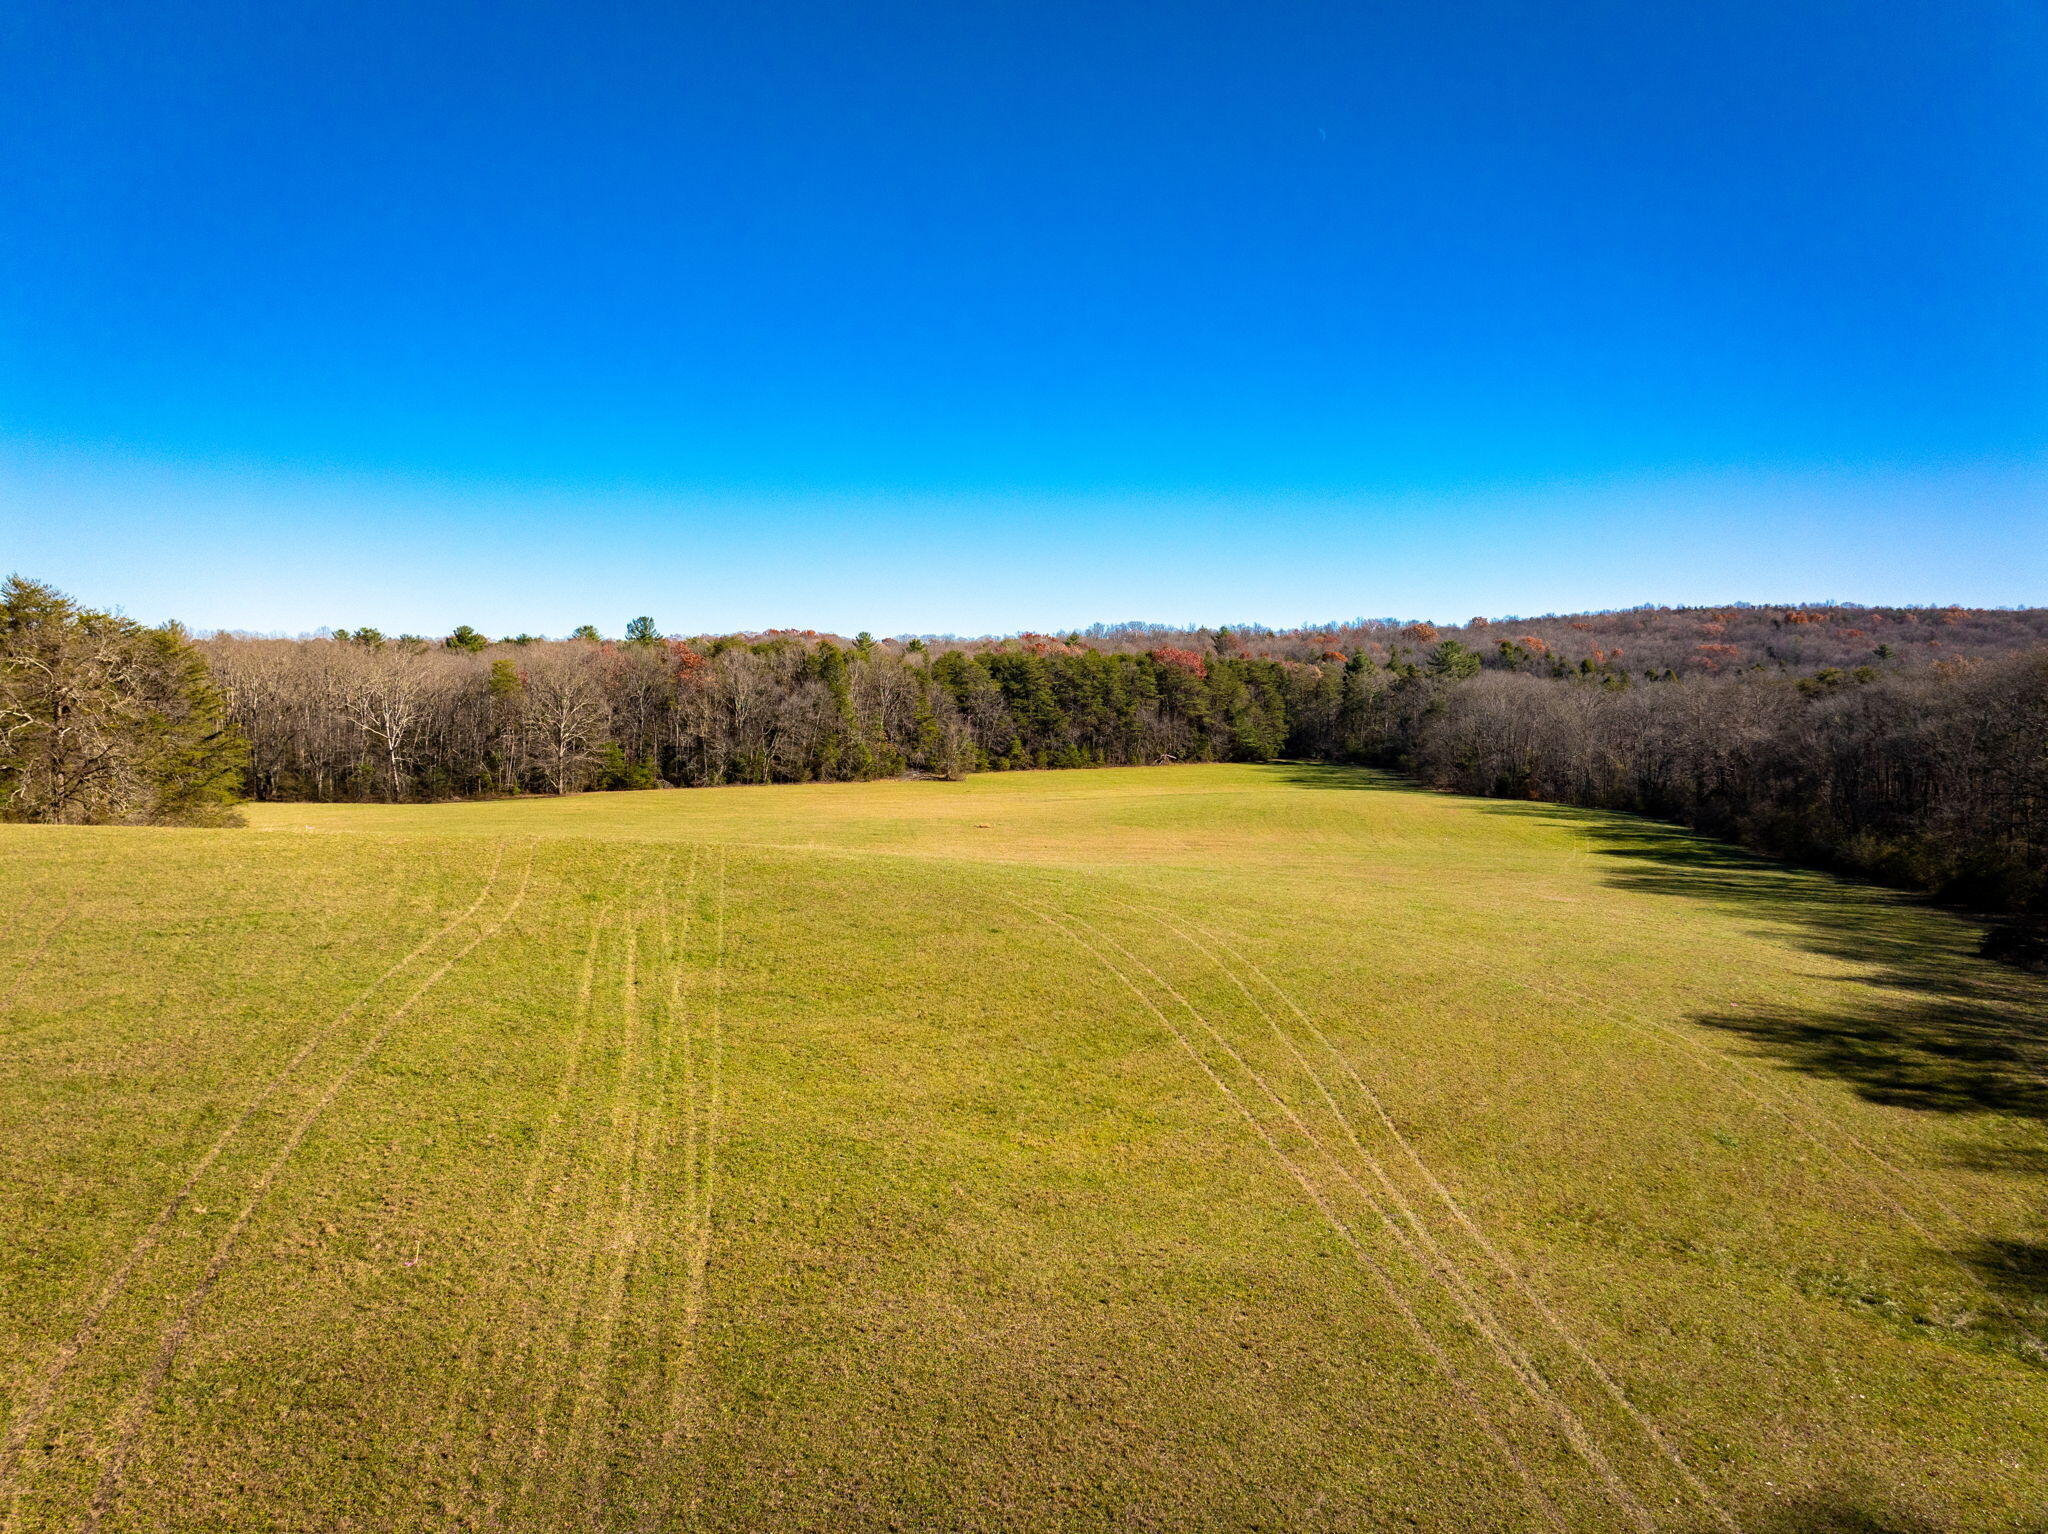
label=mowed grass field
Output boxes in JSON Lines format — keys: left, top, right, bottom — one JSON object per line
{"left": 3, "top": 766, "right": 2046, "bottom": 1533}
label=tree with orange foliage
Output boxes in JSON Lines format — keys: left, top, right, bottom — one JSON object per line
{"left": 1150, "top": 647, "right": 1208, "bottom": 678}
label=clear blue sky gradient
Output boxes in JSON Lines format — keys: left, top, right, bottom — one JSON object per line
{"left": 3, "top": 1, "right": 2044, "bottom": 634}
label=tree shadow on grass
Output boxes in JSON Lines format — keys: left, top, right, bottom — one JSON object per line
{"left": 1712, "top": 1492, "right": 2030, "bottom": 1534}
{"left": 1263, "top": 762, "right": 1431, "bottom": 794}
{"left": 1268, "top": 773, "right": 2048, "bottom": 1321}
{"left": 1456, "top": 798, "right": 2048, "bottom": 1322}
{"left": 1269, "top": 774, "right": 2048, "bottom": 1124}
{"left": 1468, "top": 800, "right": 2048, "bottom": 1123}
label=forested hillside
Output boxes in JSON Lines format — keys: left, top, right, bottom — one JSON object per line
{"left": 1121, "top": 602, "right": 2048, "bottom": 676}
{"left": 3, "top": 578, "right": 2040, "bottom": 914}
{"left": 191, "top": 603, "right": 2048, "bottom": 916}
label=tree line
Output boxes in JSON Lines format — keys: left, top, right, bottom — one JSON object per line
{"left": 194, "top": 619, "right": 2046, "bottom": 914}
{"left": 3, "top": 577, "right": 2042, "bottom": 919}
{"left": 1394, "top": 654, "right": 2048, "bottom": 917}
{"left": 197, "top": 627, "right": 1312, "bottom": 800}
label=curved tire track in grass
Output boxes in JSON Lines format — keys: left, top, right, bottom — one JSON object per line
{"left": 419, "top": 897, "right": 613, "bottom": 1517}
{"left": 461, "top": 850, "right": 713, "bottom": 1532}
{"left": 0, "top": 843, "right": 513, "bottom": 1525}
{"left": 568, "top": 847, "right": 719, "bottom": 1529}
{"left": 552, "top": 920, "right": 653, "bottom": 1529}
{"left": 493, "top": 865, "right": 659, "bottom": 1529}
{"left": 1145, "top": 906, "right": 1740, "bottom": 1534}
{"left": 1066, "top": 902, "right": 1657, "bottom": 1533}
{"left": 74, "top": 841, "right": 539, "bottom": 1534}
{"left": 655, "top": 849, "right": 710, "bottom": 1455}
{"left": 1009, "top": 898, "right": 1572, "bottom": 1534}
{"left": 455, "top": 873, "right": 662, "bottom": 1529}
{"left": 664, "top": 847, "right": 726, "bottom": 1455}
{"left": 587, "top": 848, "right": 710, "bottom": 1522}
{"left": 0, "top": 896, "right": 75, "bottom": 1009}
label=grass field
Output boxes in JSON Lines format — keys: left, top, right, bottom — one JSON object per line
{"left": 3, "top": 764, "right": 2046, "bottom": 1532}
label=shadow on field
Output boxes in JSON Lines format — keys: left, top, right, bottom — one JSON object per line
{"left": 1443, "top": 796, "right": 2048, "bottom": 1312}
{"left": 1472, "top": 805, "right": 2048, "bottom": 1123}
{"left": 1716, "top": 1494, "right": 2009, "bottom": 1533}
{"left": 1266, "top": 762, "right": 1430, "bottom": 794}
{"left": 1275, "top": 774, "right": 2048, "bottom": 1129}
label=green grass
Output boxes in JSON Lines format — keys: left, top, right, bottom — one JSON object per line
{"left": 3, "top": 764, "right": 2046, "bottom": 1532}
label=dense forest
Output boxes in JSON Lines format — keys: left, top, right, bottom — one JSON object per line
{"left": 186, "top": 602, "right": 2048, "bottom": 916}
{"left": 4, "top": 580, "right": 2043, "bottom": 919}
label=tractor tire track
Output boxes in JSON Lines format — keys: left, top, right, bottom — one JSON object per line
{"left": 1009, "top": 898, "right": 1570, "bottom": 1534}
{"left": 456, "top": 860, "right": 681, "bottom": 1530}
{"left": 1067, "top": 903, "right": 1656, "bottom": 1533}
{"left": 421, "top": 898, "right": 613, "bottom": 1511}
{"left": 0, "top": 896, "right": 75, "bottom": 1009}
{"left": 496, "top": 882, "right": 656, "bottom": 1527}
{"left": 1147, "top": 906, "right": 1740, "bottom": 1534}
{"left": 656, "top": 847, "right": 708, "bottom": 1453}
{"left": 664, "top": 847, "right": 726, "bottom": 1453}
{"left": 0, "top": 845, "right": 511, "bottom": 1523}
{"left": 76, "top": 841, "right": 539, "bottom": 1534}
{"left": 568, "top": 846, "right": 707, "bottom": 1527}
{"left": 553, "top": 918, "right": 656, "bottom": 1529}
{"left": 468, "top": 851, "right": 705, "bottom": 1531}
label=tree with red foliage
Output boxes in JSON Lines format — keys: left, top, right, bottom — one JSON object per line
{"left": 1150, "top": 647, "right": 1208, "bottom": 678}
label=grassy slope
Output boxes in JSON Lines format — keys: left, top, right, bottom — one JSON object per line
{"left": 2, "top": 765, "right": 2045, "bottom": 1533}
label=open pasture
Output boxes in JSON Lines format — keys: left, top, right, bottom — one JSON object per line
{"left": 2, "top": 765, "right": 2045, "bottom": 1531}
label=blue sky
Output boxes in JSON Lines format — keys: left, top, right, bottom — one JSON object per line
{"left": 3, "top": 0, "right": 2043, "bottom": 635}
